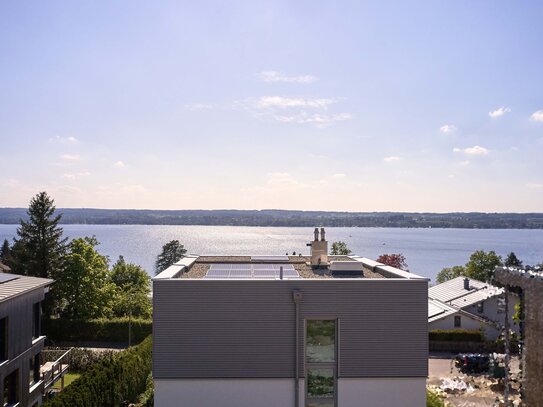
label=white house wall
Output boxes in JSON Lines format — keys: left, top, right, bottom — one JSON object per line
{"left": 154, "top": 378, "right": 425, "bottom": 407}
{"left": 463, "top": 294, "right": 520, "bottom": 335}
{"left": 337, "top": 378, "right": 426, "bottom": 407}
{"left": 429, "top": 313, "right": 501, "bottom": 340}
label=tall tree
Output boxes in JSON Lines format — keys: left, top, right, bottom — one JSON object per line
{"left": 330, "top": 241, "right": 352, "bottom": 255}
{"left": 465, "top": 250, "right": 502, "bottom": 283}
{"left": 435, "top": 265, "right": 466, "bottom": 284}
{"left": 155, "top": 240, "right": 186, "bottom": 275}
{"left": 54, "top": 236, "right": 115, "bottom": 319}
{"left": 504, "top": 252, "right": 523, "bottom": 268}
{"left": 12, "top": 192, "right": 67, "bottom": 278}
{"left": 0, "top": 239, "right": 13, "bottom": 270}
{"left": 376, "top": 253, "right": 409, "bottom": 271}
{"left": 110, "top": 256, "right": 152, "bottom": 319}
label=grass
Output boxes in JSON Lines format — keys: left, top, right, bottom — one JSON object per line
{"left": 427, "top": 389, "right": 445, "bottom": 407}
{"left": 52, "top": 373, "right": 81, "bottom": 390}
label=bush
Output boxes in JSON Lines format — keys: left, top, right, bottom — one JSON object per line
{"left": 41, "top": 347, "right": 117, "bottom": 373}
{"left": 429, "top": 329, "right": 485, "bottom": 342}
{"left": 427, "top": 390, "right": 445, "bottom": 407}
{"left": 46, "top": 317, "right": 152, "bottom": 344}
{"left": 135, "top": 373, "right": 154, "bottom": 407}
{"left": 44, "top": 336, "right": 152, "bottom": 407}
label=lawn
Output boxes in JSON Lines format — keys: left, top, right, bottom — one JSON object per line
{"left": 52, "top": 373, "right": 81, "bottom": 390}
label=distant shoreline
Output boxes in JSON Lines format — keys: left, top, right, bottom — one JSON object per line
{"left": 1, "top": 208, "right": 542, "bottom": 229}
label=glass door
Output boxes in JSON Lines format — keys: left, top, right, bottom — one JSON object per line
{"left": 305, "top": 320, "right": 336, "bottom": 407}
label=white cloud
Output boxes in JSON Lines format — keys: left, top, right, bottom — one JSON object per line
{"left": 258, "top": 71, "right": 316, "bottom": 84}
{"left": 239, "top": 95, "right": 350, "bottom": 128}
{"left": 61, "top": 154, "right": 81, "bottom": 161}
{"left": 50, "top": 136, "right": 79, "bottom": 144}
{"left": 274, "top": 112, "right": 351, "bottom": 128}
{"left": 383, "top": 156, "right": 402, "bottom": 162}
{"left": 489, "top": 106, "right": 511, "bottom": 118}
{"left": 114, "top": 161, "right": 125, "bottom": 168}
{"left": 453, "top": 146, "right": 489, "bottom": 156}
{"left": 439, "top": 124, "right": 457, "bottom": 134}
{"left": 62, "top": 171, "right": 91, "bottom": 179}
{"left": 186, "top": 103, "right": 214, "bottom": 111}
{"left": 530, "top": 110, "right": 543, "bottom": 122}
{"left": 256, "top": 96, "right": 335, "bottom": 110}
{"left": 458, "top": 160, "right": 470, "bottom": 166}
{"left": 526, "top": 183, "right": 543, "bottom": 189}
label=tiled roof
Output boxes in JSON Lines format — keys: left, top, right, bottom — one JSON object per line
{"left": 0, "top": 273, "right": 53, "bottom": 303}
{"left": 429, "top": 276, "right": 503, "bottom": 308}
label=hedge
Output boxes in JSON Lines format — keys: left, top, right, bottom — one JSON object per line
{"left": 44, "top": 336, "right": 152, "bottom": 407}
{"left": 429, "top": 329, "right": 485, "bottom": 342}
{"left": 46, "top": 317, "right": 152, "bottom": 344}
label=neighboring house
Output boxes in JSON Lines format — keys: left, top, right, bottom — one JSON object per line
{"left": 428, "top": 276, "right": 519, "bottom": 340}
{"left": 153, "top": 228, "right": 429, "bottom": 407}
{"left": 0, "top": 273, "right": 53, "bottom": 407}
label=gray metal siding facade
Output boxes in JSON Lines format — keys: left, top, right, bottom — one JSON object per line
{"left": 0, "top": 287, "right": 46, "bottom": 407}
{"left": 153, "top": 280, "right": 428, "bottom": 379}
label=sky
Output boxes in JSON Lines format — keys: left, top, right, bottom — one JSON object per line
{"left": 1, "top": 1, "right": 542, "bottom": 212}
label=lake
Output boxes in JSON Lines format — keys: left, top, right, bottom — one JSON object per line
{"left": 1, "top": 224, "right": 542, "bottom": 283}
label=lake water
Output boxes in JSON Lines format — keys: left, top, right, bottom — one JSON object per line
{"left": 1, "top": 224, "right": 541, "bottom": 283}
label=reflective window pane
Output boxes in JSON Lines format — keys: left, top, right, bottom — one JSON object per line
{"left": 307, "top": 368, "right": 334, "bottom": 399}
{"left": 306, "top": 320, "right": 335, "bottom": 363}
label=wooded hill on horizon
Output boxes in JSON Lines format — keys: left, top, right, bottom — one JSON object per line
{"left": 0, "top": 208, "right": 542, "bottom": 229}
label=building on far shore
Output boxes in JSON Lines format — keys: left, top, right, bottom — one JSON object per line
{"left": 153, "top": 228, "right": 428, "bottom": 407}
{"left": 0, "top": 273, "right": 53, "bottom": 407}
{"left": 428, "top": 276, "right": 519, "bottom": 340}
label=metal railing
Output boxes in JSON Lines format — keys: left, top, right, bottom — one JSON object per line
{"left": 42, "top": 348, "right": 72, "bottom": 390}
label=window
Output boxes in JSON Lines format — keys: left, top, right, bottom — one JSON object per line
{"left": 454, "top": 316, "right": 461, "bottom": 328}
{"left": 477, "top": 302, "right": 484, "bottom": 314}
{"left": 29, "top": 354, "right": 40, "bottom": 386}
{"left": 305, "top": 320, "right": 336, "bottom": 407}
{"left": 32, "top": 302, "right": 41, "bottom": 339}
{"left": 3, "top": 370, "right": 18, "bottom": 406}
{"left": 0, "top": 318, "right": 7, "bottom": 362}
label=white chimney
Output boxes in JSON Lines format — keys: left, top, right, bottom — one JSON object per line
{"left": 310, "top": 227, "right": 328, "bottom": 267}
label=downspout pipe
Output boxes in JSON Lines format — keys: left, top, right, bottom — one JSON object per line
{"left": 292, "top": 290, "right": 303, "bottom": 407}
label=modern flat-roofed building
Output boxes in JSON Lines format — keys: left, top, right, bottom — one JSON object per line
{"left": 0, "top": 273, "right": 53, "bottom": 407}
{"left": 153, "top": 229, "right": 428, "bottom": 407}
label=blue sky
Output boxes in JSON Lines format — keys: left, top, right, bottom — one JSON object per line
{"left": 1, "top": 1, "right": 542, "bottom": 211}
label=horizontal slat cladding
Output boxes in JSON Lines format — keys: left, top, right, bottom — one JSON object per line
{"left": 153, "top": 280, "right": 428, "bottom": 379}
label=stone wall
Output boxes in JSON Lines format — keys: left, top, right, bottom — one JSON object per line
{"left": 495, "top": 268, "right": 543, "bottom": 407}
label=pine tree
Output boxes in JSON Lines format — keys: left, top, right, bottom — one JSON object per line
{"left": 12, "top": 192, "right": 67, "bottom": 278}
{"left": 155, "top": 240, "right": 186, "bottom": 275}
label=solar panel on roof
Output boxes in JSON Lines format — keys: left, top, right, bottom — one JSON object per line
{"left": 205, "top": 263, "right": 300, "bottom": 279}
{"left": 251, "top": 256, "right": 289, "bottom": 262}
{"left": 0, "top": 273, "right": 19, "bottom": 284}
{"left": 210, "top": 264, "right": 232, "bottom": 270}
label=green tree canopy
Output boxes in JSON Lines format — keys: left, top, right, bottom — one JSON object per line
{"left": 465, "top": 250, "right": 502, "bottom": 283}
{"left": 0, "top": 239, "right": 13, "bottom": 270}
{"left": 12, "top": 191, "right": 67, "bottom": 279}
{"left": 330, "top": 241, "right": 352, "bottom": 255}
{"left": 155, "top": 240, "right": 186, "bottom": 275}
{"left": 504, "top": 252, "right": 523, "bottom": 267}
{"left": 435, "top": 265, "right": 466, "bottom": 284}
{"left": 110, "top": 256, "right": 152, "bottom": 319}
{"left": 55, "top": 236, "right": 115, "bottom": 320}
{"left": 376, "top": 253, "right": 409, "bottom": 271}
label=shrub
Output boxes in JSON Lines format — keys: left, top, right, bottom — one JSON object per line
{"left": 41, "top": 347, "right": 117, "bottom": 373}
{"left": 429, "top": 329, "right": 485, "bottom": 342}
{"left": 46, "top": 317, "right": 152, "bottom": 344}
{"left": 135, "top": 373, "right": 154, "bottom": 407}
{"left": 44, "top": 336, "right": 152, "bottom": 407}
{"left": 427, "top": 390, "right": 445, "bottom": 407}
